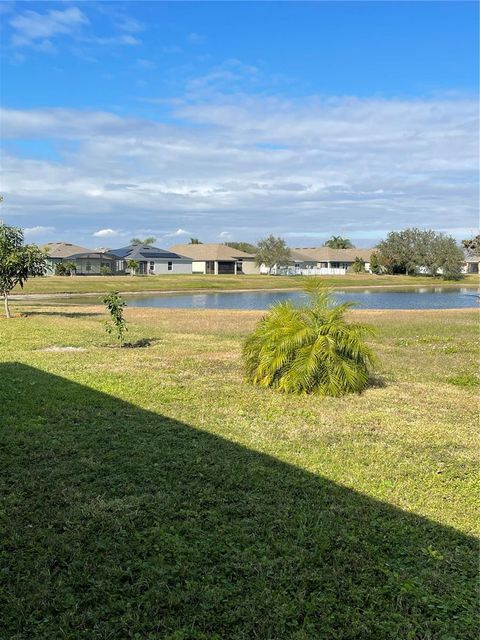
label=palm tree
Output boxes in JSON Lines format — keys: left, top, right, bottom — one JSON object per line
{"left": 130, "top": 237, "right": 156, "bottom": 245}
{"left": 324, "top": 236, "right": 354, "bottom": 249}
{"left": 352, "top": 257, "right": 365, "bottom": 273}
{"left": 127, "top": 259, "right": 139, "bottom": 276}
{"left": 243, "top": 280, "right": 375, "bottom": 396}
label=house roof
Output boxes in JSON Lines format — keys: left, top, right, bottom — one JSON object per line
{"left": 292, "top": 247, "right": 375, "bottom": 262}
{"left": 40, "top": 242, "right": 92, "bottom": 258}
{"left": 168, "top": 243, "right": 256, "bottom": 261}
{"left": 111, "top": 244, "right": 191, "bottom": 261}
{"left": 69, "top": 252, "right": 120, "bottom": 260}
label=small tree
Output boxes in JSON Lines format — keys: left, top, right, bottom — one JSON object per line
{"left": 369, "top": 252, "right": 382, "bottom": 274}
{"left": 64, "top": 261, "right": 76, "bottom": 276}
{"left": 0, "top": 223, "right": 46, "bottom": 318}
{"left": 324, "top": 236, "right": 354, "bottom": 249}
{"left": 352, "top": 257, "right": 365, "bottom": 273}
{"left": 255, "top": 235, "right": 291, "bottom": 274}
{"left": 189, "top": 238, "right": 202, "bottom": 244}
{"left": 54, "top": 262, "right": 67, "bottom": 276}
{"left": 243, "top": 280, "right": 375, "bottom": 396}
{"left": 100, "top": 265, "right": 111, "bottom": 276}
{"left": 102, "top": 292, "right": 128, "bottom": 345}
{"left": 127, "top": 259, "right": 139, "bottom": 276}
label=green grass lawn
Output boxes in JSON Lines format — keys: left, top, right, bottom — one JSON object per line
{"left": 12, "top": 272, "right": 480, "bottom": 296}
{"left": 1, "top": 305, "right": 478, "bottom": 638}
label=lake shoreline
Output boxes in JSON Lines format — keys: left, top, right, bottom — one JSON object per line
{"left": 10, "top": 281, "right": 480, "bottom": 301}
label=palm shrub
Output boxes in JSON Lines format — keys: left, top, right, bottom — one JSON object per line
{"left": 243, "top": 280, "right": 376, "bottom": 396}
{"left": 352, "top": 256, "right": 365, "bottom": 273}
{"left": 127, "top": 259, "right": 139, "bottom": 276}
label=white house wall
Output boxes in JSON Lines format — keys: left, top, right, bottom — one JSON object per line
{"left": 192, "top": 261, "right": 207, "bottom": 274}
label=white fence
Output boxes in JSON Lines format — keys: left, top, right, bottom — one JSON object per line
{"left": 296, "top": 267, "right": 347, "bottom": 276}
{"left": 261, "top": 265, "right": 348, "bottom": 276}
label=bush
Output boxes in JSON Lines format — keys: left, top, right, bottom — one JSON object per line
{"left": 100, "top": 265, "right": 111, "bottom": 276}
{"left": 243, "top": 280, "right": 376, "bottom": 396}
{"left": 54, "top": 262, "right": 67, "bottom": 276}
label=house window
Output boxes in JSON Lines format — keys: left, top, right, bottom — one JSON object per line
{"left": 236, "top": 260, "right": 243, "bottom": 274}
{"left": 168, "top": 261, "right": 173, "bottom": 271}
{"left": 150, "top": 261, "right": 155, "bottom": 272}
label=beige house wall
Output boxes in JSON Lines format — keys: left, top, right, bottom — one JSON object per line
{"left": 240, "top": 259, "right": 260, "bottom": 274}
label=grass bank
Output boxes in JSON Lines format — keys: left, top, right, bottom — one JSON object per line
{"left": 11, "top": 272, "right": 480, "bottom": 297}
{"left": 1, "top": 306, "right": 478, "bottom": 638}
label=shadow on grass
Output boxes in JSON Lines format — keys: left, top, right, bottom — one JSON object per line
{"left": 367, "top": 373, "right": 388, "bottom": 389}
{"left": 0, "top": 363, "right": 476, "bottom": 639}
{"left": 21, "top": 310, "right": 104, "bottom": 318}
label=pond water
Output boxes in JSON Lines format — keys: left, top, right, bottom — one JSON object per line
{"left": 35, "top": 286, "right": 479, "bottom": 310}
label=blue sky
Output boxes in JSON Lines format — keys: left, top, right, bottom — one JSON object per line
{"left": 1, "top": 1, "right": 478, "bottom": 248}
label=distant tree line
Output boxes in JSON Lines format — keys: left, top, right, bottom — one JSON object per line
{"left": 374, "top": 229, "right": 465, "bottom": 280}
{"left": 224, "top": 229, "right": 470, "bottom": 280}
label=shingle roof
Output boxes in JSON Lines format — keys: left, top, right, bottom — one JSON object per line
{"left": 168, "top": 243, "right": 256, "bottom": 261}
{"left": 111, "top": 244, "right": 191, "bottom": 261}
{"left": 40, "top": 242, "right": 92, "bottom": 258}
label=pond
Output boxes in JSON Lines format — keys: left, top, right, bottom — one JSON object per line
{"left": 32, "top": 286, "right": 480, "bottom": 310}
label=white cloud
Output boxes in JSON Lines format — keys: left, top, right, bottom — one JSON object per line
{"left": 115, "top": 15, "right": 144, "bottom": 34}
{"left": 10, "top": 7, "right": 88, "bottom": 47}
{"left": 8, "top": 5, "right": 142, "bottom": 54}
{"left": 93, "top": 228, "right": 121, "bottom": 238}
{"left": 165, "top": 228, "right": 191, "bottom": 237}
{"left": 185, "top": 59, "right": 259, "bottom": 96}
{"left": 187, "top": 32, "right": 206, "bottom": 44}
{"left": 24, "top": 225, "right": 55, "bottom": 236}
{"left": 1, "top": 92, "right": 477, "bottom": 243}
{"left": 92, "top": 34, "right": 140, "bottom": 46}
{"left": 218, "top": 231, "right": 232, "bottom": 240}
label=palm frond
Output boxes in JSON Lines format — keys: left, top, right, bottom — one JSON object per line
{"left": 242, "top": 281, "right": 376, "bottom": 396}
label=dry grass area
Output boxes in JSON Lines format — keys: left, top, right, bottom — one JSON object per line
{"left": 1, "top": 305, "right": 478, "bottom": 638}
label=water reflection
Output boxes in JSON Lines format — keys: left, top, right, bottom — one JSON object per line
{"left": 127, "top": 287, "right": 479, "bottom": 310}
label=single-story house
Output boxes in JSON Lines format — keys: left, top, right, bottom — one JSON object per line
{"left": 111, "top": 244, "right": 192, "bottom": 275}
{"left": 261, "top": 247, "right": 375, "bottom": 275}
{"left": 68, "top": 251, "right": 123, "bottom": 275}
{"left": 462, "top": 255, "right": 479, "bottom": 274}
{"left": 169, "top": 243, "right": 259, "bottom": 275}
{"left": 40, "top": 242, "right": 92, "bottom": 275}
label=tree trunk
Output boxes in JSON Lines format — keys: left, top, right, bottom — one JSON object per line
{"left": 4, "top": 292, "right": 11, "bottom": 319}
